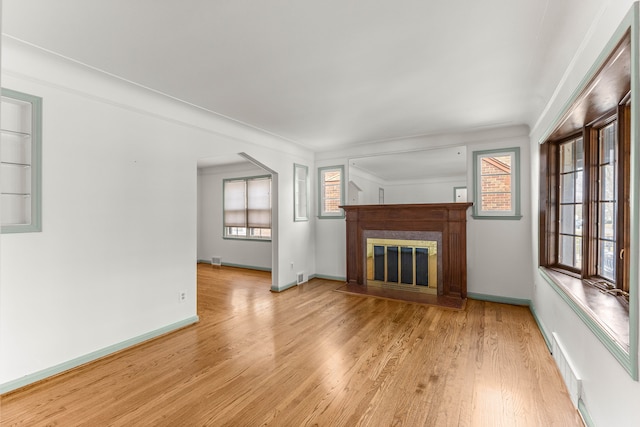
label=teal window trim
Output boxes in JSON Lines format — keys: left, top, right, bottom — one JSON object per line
{"left": 317, "top": 165, "right": 345, "bottom": 219}
{"left": 472, "top": 147, "right": 522, "bottom": 220}
{"left": 1, "top": 88, "right": 43, "bottom": 233}
{"left": 293, "top": 163, "right": 309, "bottom": 222}
{"left": 222, "top": 174, "right": 272, "bottom": 241}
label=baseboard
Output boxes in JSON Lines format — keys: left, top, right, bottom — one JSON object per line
{"left": 529, "top": 304, "right": 553, "bottom": 353}
{"left": 0, "top": 315, "right": 199, "bottom": 395}
{"left": 578, "top": 398, "right": 595, "bottom": 427}
{"left": 271, "top": 281, "right": 297, "bottom": 292}
{"left": 467, "top": 292, "right": 531, "bottom": 307}
{"left": 197, "top": 260, "right": 271, "bottom": 272}
{"left": 308, "top": 274, "right": 346, "bottom": 282}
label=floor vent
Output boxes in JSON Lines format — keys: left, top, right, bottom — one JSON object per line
{"left": 297, "top": 272, "right": 305, "bottom": 285}
{"left": 552, "top": 332, "right": 582, "bottom": 408}
{"left": 211, "top": 256, "right": 222, "bottom": 267}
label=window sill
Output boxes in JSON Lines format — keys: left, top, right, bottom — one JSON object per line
{"left": 471, "top": 214, "right": 522, "bottom": 220}
{"left": 223, "top": 237, "right": 272, "bottom": 242}
{"left": 539, "top": 266, "right": 630, "bottom": 354}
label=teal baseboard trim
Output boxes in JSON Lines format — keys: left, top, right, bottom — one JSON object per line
{"left": 529, "top": 304, "right": 553, "bottom": 353}
{"left": 308, "top": 274, "right": 346, "bottom": 282}
{"left": 0, "top": 315, "right": 199, "bottom": 395}
{"left": 197, "top": 260, "right": 271, "bottom": 272}
{"left": 467, "top": 292, "right": 531, "bottom": 307}
{"left": 271, "top": 281, "right": 297, "bottom": 292}
{"left": 578, "top": 398, "right": 595, "bottom": 427}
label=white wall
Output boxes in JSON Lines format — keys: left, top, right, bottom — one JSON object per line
{"left": 198, "top": 163, "right": 272, "bottom": 270}
{"left": 0, "top": 38, "right": 314, "bottom": 388}
{"left": 383, "top": 176, "right": 466, "bottom": 204}
{"left": 529, "top": 2, "right": 640, "bottom": 426}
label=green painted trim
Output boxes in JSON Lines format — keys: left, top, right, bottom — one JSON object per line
{"left": 197, "top": 260, "right": 271, "bottom": 272}
{"left": 0, "top": 315, "right": 199, "bottom": 395}
{"left": 271, "top": 281, "right": 297, "bottom": 292}
{"left": 1, "top": 88, "right": 43, "bottom": 233}
{"left": 471, "top": 147, "right": 521, "bottom": 219}
{"left": 467, "top": 292, "right": 530, "bottom": 307}
{"left": 222, "top": 174, "right": 272, "bottom": 238}
{"left": 317, "top": 165, "right": 345, "bottom": 219}
{"left": 293, "top": 163, "right": 310, "bottom": 222}
{"left": 578, "top": 398, "right": 595, "bottom": 427}
{"left": 530, "top": 305, "right": 553, "bottom": 353}
{"left": 308, "top": 274, "right": 347, "bottom": 282}
{"left": 222, "top": 236, "right": 272, "bottom": 242}
{"left": 471, "top": 215, "right": 523, "bottom": 220}
{"left": 539, "top": 267, "right": 636, "bottom": 378}
{"left": 221, "top": 262, "right": 271, "bottom": 272}
{"left": 627, "top": 2, "right": 640, "bottom": 382}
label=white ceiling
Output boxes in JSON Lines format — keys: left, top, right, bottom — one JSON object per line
{"left": 2, "top": 0, "right": 608, "bottom": 152}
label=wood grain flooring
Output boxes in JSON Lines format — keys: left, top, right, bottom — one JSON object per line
{"left": 0, "top": 264, "right": 583, "bottom": 426}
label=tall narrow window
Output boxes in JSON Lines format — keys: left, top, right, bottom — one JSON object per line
{"left": 318, "top": 165, "right": 344, "bottom": 218}
{"left": 223, "top": 176, "right": 271, "bottom": 240}
{"left": 1, "top": 88, "right": 42, "bottom": 233}
{"left": 597, "top": 122, "right": 617, "bottom": 282}
{"left": 558, "top": 137, "right": 584, "bottom": 270}
{"left": 472, "top": 148, "right": 521, "bottom": 219}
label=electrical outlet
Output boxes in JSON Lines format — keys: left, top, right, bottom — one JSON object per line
{"left": 179, "top": 291, "right": 186, "bottom": 303}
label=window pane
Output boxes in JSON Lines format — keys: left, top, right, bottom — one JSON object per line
{"left": 598, "top": 240, "right": 616, "bottom": 281}
{"left": 560, "top": 141, "right": 574, "bottom": 173}
{"left": 560, "top": 173, "right": 575, "bottom": 203}
{"left": 575, "top": 237, "right": 583, "bottom": 269}
{"left": 559, "top": 235, "right": 575, "bottom": 267}
{"left": 575, "top": 138, "right": 584, "bottom": 171}
{"left": 575, "top": 205, "right": 583, "bottom": 236}
{"left": 599, "top": 123, "right": 616, "bottom": 164}
{"left": 247, "top": 178, "right": 271, "bottom": 228}
{"left": 600, "top": 202, "right": 616, "bottom": 239}
{"left": 481, "top": 192, "right": 511, "bottom": 211}
{"left": 600, "top": 164, "right": 615, "bottom": 201}
{"left": 560, "top": 205, "right": 575, "bottom": 234}
{"left": 321, "top": 167, "right": 343, "bottom": 215}
{"left": 575, "top": 170, "right": 583, "bottom": 202}
{"left": 224, "top": 180, "right": 247, "bottom": 227}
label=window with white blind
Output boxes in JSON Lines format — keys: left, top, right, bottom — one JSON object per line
{"left": 223, "top": 175, "right": 272, "bottom": 240}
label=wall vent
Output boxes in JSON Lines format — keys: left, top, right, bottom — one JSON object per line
{"left": 211, "top": 256, "right": 222, "bottom": 267}
{"left": 297, "top": 272, "right": 305, "bottom": 285}
{"left": 552, "top": 332, "right": 582, "bottom": 408}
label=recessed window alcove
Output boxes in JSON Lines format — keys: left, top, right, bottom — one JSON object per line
{"left": 340, "top": 203, "right": 472, "bottom": 309}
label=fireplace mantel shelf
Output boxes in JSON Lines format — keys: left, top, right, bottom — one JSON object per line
{"left": 341, "top": 203, "right": 472, "bottom": 306}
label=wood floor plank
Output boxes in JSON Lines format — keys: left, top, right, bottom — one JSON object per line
{"left": 0, "top": 265, "right": 583, "bottom": 426}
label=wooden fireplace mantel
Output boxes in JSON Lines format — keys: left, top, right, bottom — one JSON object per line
{"left": 341, "top": 203, "right": 472, "bottom": 301}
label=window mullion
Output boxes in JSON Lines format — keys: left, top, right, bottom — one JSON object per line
{"left": 584, "top": 126, "right": 599, "bottom": 279}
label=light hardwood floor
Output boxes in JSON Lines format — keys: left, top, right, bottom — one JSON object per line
{"left": 0, "top": 265, "right": 583, "bottom": 426}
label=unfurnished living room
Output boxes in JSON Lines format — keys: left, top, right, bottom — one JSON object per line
{"left": 0, "top": 1, "right": 639, "bottom": 426}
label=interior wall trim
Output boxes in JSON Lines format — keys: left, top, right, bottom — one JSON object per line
{"left": 0, "top": 316, "right": 199, "bottom": 395}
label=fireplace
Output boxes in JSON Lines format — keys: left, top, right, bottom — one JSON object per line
{"left": 341, "top": 203, "right": 472, "bottom": 307}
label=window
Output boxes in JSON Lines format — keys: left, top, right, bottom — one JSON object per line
{"left": 223, "top": 175, "right": 271, "bottom": 240}
{"left": 293, "top": 164, "right": 309, "bottom": 221}
{"left": 538, "top": 26, "right": 636, "bottom": 378}
{"left": 542, "top": 113, "right": 628, "bottom": 291}
{"left": 1, "top": 88, "right": 42, "bottom": 233}
{"left": 318, "top": 165, "right": 344, "bottom": 218}
{"left": 472, "top": 148, "right": 521, "bottom": 219}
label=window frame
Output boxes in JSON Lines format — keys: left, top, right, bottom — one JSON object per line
{"left": 1, "top": 88, "right": 43, "bottom": 233}
{"left": 293, "top": 163, "right": 309, "bottom": 222}
{"left": 472, "top": 147, "right": 521, "bottom": 220}
{"left": 317, "top": 165, "right": 345, "bottom": 219}
{"left": 222, "top": 174, "right": 272, "bottom": 241}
